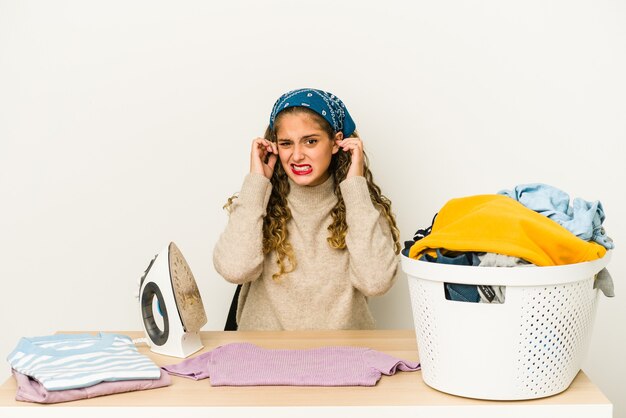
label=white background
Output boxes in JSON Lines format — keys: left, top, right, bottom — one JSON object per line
{"left": 1, "top": 0, "right": 625, "bottom": 414}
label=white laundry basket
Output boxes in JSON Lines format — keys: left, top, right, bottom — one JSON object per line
{"left": 401, "top": 252, "right": 611, "bottom": 400}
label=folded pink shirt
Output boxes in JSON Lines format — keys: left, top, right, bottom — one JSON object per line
{"left": 13, "top": 369, "right": 171, "bottom": 404}
{"left": 162, "top": 342, "right": 420, "bottom": 386}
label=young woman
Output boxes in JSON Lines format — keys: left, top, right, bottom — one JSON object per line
{"left": 214, "top": 88, "right": 400, "bottom": 330}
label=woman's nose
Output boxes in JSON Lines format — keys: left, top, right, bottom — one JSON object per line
{"left": 292, "top": 144, "right": 305, "bottom": 161}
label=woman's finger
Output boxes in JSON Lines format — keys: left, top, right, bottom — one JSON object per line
{"left": 254, "top": 138, "right": 277, "bottom": 155}
{"left": 266, "top": 153, "right": 278, "bottom": 170}
{"left": 339, "top": 139, "right": 362, "bottom": 149}
{"left": 342, "top": 142, "right": 362, "bottom": 152}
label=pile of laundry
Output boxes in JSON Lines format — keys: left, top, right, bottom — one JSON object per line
{"left": 402, "top": 183, "right": 615, "bottom": 303}
{"left": 6, "top": 333, "right": 169, "bottom": 404}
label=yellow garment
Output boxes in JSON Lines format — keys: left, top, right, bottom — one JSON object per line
{"left": 408, "top": 194, "right": 606, "bottom": 266}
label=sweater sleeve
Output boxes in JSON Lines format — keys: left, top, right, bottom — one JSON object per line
{"left": 213, "top": 173, "right": 272, "bottom": 284}
{"left": 362, "top": 349, "right": 421, "bottom": 375}
{"left": 339, "top": 176, "right": 399, "bottom": 296}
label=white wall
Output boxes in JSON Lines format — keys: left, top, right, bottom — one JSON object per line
{"left": 1, "top": 0, "right": 624, "bottom": 413}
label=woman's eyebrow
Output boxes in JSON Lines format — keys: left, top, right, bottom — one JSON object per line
{"left": 277, "top": 134, "right": 320, "bottom": 142}
{"left": 298, "top": 134, "right": 320, "bottom": 142}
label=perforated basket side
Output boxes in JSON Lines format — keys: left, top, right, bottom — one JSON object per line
{"left": 516, "top": 277, "right": 599, "bottom": 397}
{"left": 407, "top": 277, "right": 440, "bottom": 386}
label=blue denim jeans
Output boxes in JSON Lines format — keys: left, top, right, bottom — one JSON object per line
{"left": 421, "top": 249, "right": 481, "bottom": 303}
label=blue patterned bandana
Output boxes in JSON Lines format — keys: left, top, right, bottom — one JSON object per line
{"left": 269, "top": 88, "right": 356, "bottom": 137}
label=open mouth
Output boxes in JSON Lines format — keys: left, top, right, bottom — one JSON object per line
{"left": 291, "top": 164, "right": 313, "bottom": 175}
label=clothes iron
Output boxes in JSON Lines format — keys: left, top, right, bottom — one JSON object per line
{"left": 139, "top": 242, "right": 207, "bottom": 358}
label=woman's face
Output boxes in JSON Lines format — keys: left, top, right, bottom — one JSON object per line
{"left": 275, "top": 112, "right": 342, "bottom": 187}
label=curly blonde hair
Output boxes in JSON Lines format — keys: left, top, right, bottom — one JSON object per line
{"left": 227, "top": 106, "right": 401, "bottom": 280}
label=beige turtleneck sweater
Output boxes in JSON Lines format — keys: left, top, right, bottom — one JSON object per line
{"left": 213, "top": 173, "right": 398, "bottom": 330}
